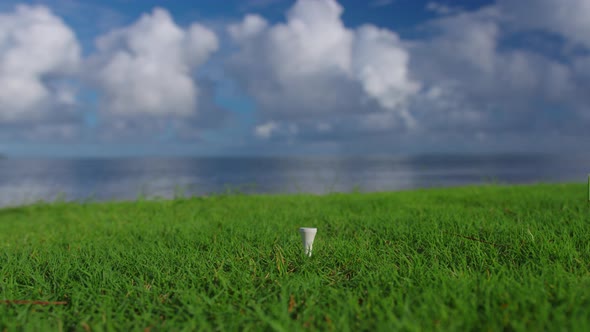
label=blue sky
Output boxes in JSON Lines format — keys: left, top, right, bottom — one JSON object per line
{"left": 0, "top": 0, "right": 588, "bottom": 157}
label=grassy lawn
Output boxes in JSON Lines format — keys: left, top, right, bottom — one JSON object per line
{"left": 0, "top": 183, "right": 589, "bottom": 331}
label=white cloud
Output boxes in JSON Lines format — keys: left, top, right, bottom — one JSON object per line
{"left": 254, "top": 121, "right": 278, "bottom": 138}
{"left": 90, "top": 8, "right": 218, "bottom": 117}
{"left": 353, "top": 25, "right": 420, "bottom": 111}
{"left": 228, "top": 14, "right": 268, "bottom": 41}
{"left": 228, "top": 0, "right": 588, "bottom": 151}
{"left": 498, "top": 0, "right": 590, "bottom": 48}
{"left": 495, "top": 0, "right": 590, "bottom": 122}
{"left": 253, "top": 120, "right": 302, "bottom": 140}
{"left": 0, "top": 5, "right": 80, "bottom": 122}
{"left": 269, "top": 0, "right": 353, "bottom": 79}
{"left": 228, "top": 0, "right": 419, "bottom": 130}
{"left": 426, "top": 2, "right": 462, "bottom": 16}
{"left": 2, "top": 0, "right": 589, "bottom": 153}
{"left": 408, "top": 5, "right": 580, "bottom": 134}
{"left": 424, "top": 8, "right": 501, "bottom": 73}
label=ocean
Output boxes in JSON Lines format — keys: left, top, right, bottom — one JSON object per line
{"left": 0, "top": 154, "right": 587, "bottom": 207}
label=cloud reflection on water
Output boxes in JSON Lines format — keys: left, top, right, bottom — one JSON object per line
{"left": 0, "top": 155, "right": 586, "bottom": 207}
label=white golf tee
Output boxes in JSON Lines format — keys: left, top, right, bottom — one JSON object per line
{"left": 299, "top": 227, "right": 317, "bottom": 257}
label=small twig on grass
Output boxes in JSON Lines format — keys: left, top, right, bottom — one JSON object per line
{"left": 445, "top": 232, "right": 506, "bottom": 248}
{"left": 0, "top": 300, "right": 68, "bottom": 305}
{"left": 503, "top": 208, "right": 517, "bottom": 216}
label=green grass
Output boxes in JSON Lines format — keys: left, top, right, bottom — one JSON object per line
{"left": 0, "top": 183, "right": 589, "bottom": 331}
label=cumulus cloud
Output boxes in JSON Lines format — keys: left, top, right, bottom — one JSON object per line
{"left": 90, "top": 8, "right": 218, "bottom": 117}
{"left": 227, "top": 0, "right": 590, "bottom": 151}
{"left": 409, "top": 3, "right": 583, "bottom": 136}
{"left": 352, "top": 25, "right": 420, "bottom": 112}
{"left": 498, "top": 0, "right": 590, "bottom": 48}
{"left": 3, "top": 0, "right": 589, "bottom": 153}
{"left": 0, "top": 5, "right": 80, "bottom": 122}
{"left": 495, "top": 0, "right": 590, "bottom": 122}
{"left": 228, "top": 0, "right": 419, "bottom": 139}
{"left": 227, "top": 14, "right": 268, "bottom": 42}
